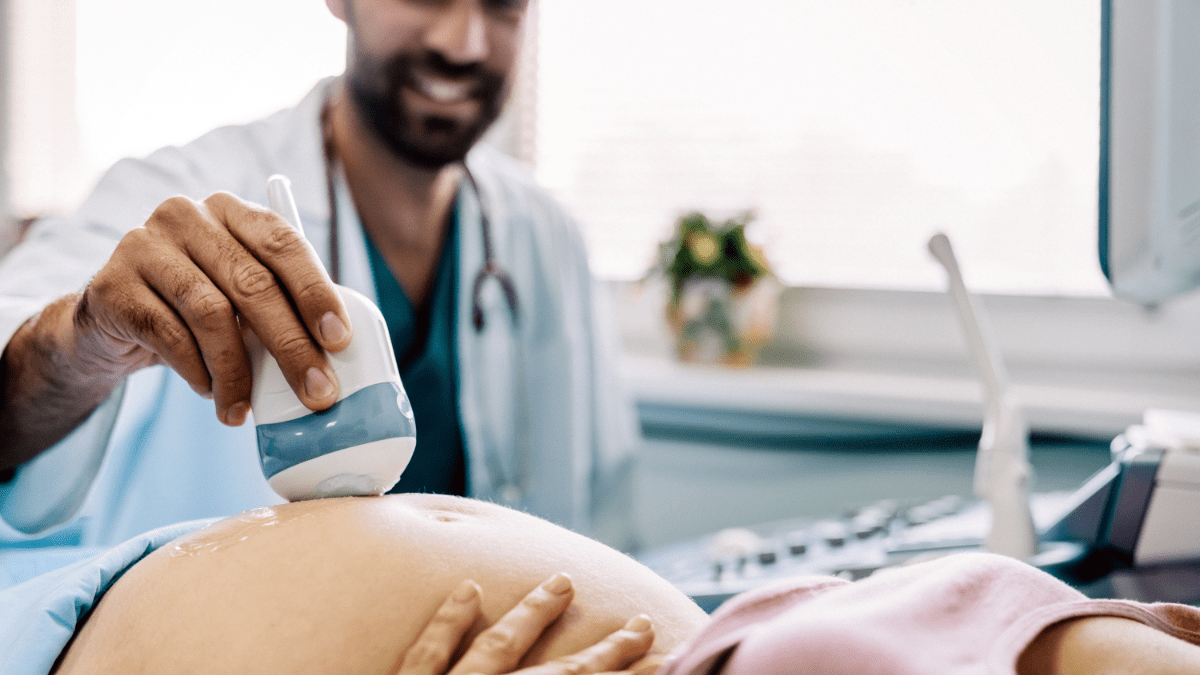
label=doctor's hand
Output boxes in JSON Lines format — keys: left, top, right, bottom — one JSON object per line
{"left": 396, "top": 574, "right": 661, "bottom": 675}
{"left": 79, "top": 192, "right": 354, "bottom": 422}
{"left": 0, "top": 191, "right": 354, "bottom": 469}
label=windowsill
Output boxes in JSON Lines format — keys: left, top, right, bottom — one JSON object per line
{"left": 623, "top": 354, "right": 1200, "bottom": 441}
{"left": 609, "top": 281, "right": 1200, "bottom": 441}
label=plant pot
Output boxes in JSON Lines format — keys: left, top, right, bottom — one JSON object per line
{"left": 667, "top": 275, "right": 782, "bottom": 366}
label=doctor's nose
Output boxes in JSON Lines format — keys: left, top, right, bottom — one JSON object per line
{"left": 425, "top": 0, "right": 490, "bottom": 65}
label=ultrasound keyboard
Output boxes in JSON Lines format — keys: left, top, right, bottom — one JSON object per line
{"left": 636, "top": 493, "right": 1081, "bottom": 611}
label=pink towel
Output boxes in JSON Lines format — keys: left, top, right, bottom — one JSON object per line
{"left": 658, "top": 552, "right": 1200, "bottom": 675}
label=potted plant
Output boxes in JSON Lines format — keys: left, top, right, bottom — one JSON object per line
{"left": 656, "top": 211, "right": 780, "bottom": 365}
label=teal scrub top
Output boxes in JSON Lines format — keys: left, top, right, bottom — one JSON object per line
{"left": 365, "top": 213, "right": 466, "bottom": 496}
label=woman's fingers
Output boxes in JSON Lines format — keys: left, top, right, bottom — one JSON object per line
{"left": 397, "top": 579, "right": 484, "bottom": 675}
{"left": 447, "top": 574, "right": 577, "bottom": 675}
{"left": 398, "top": 575, "right": 658, "bottom": 675}
{"left": 512, "top": 615, "right": 657, "bottom": 675}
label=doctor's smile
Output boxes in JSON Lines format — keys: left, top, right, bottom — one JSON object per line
{"left": 388, "top": 50, "right": 505, "bottom": 114}
{"left": 407, "top": 57, "right": 497, "bottom": 107}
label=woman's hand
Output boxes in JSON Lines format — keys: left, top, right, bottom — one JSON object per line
{"left": 396, "top": 573, "right": 658, "bottom": 675}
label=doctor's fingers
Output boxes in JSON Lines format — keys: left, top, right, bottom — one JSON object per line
{"left": 149, "top": 193, "right": 351, "bottom": 353}
{"left": 141, "top": 194, "right": 346, "bottom": 411}
{"left": 92, "top": 227, "right": 331, "bottom": 422}
{"left": 506, "top": 616, "right": 657, "bottom": 675}
{"left": 446, "top": 574, "right": 578, "bottom": 675}
{"left": 85, "top": 236, "right": 260, "bottom": 423}
{"left": 396, "top": 579, "right": 485, "bottom": 675}
{"left": 196, "top": 192, "right": 352, "bottom": 353}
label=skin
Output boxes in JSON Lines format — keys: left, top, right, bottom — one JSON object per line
{"left": 52, "top": 495, "right": 709, "bottom": 675}
{"left": 1017, "top": 616, "right": 1200, "bottom": 675}
{"left": 392, "top": 576, "right": 664, "bottom": 675}
{"left": 0, "top": 0, "right": 527, "bottom": 469}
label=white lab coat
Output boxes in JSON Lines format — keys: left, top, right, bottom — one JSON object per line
{"left": 0, "top": 79, "right": 638, "bottom": 549}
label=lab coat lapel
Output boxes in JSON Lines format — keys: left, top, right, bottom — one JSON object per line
{"left": 254, "top": 77, "right": 335, "bottom": 266}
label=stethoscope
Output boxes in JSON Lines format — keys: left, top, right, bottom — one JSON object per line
{"left": 319, "top": 102, "right": 520, "bottom": 332}
{"left": 320, "top": 98, "right": 527, "bottom": 504}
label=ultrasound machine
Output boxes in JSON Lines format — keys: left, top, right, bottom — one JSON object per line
{"left": 638, "top": 0, "right": 1200, "bottom": 612}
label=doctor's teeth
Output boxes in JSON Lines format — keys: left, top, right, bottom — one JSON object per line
{"left": 420, "top": 79, "right": 471, "bottom": 103}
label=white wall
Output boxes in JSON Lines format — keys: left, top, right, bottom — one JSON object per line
{"left": 5, "top": 0, "right": 88, "bottom": 230}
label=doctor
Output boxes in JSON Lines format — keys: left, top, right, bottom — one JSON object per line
{"left": 0, "top": 0, "right": 636, "bottom": 553}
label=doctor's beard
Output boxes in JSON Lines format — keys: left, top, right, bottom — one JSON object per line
{"left": 347, "top": 50, "right": 509, "bottom": 170}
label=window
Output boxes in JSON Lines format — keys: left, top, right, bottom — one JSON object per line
{"left": 11, "top": 1, "right": 1103, "bottom": 297}
{"left": 534, "top": 0, "right": 1106, "bottom": 296}
{"left": 7, "top": 0, "right": 345, "bottom": 219}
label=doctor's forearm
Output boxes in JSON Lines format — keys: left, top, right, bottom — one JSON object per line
{"left": 0, "top": 295, "right": 127, "bottom": 469}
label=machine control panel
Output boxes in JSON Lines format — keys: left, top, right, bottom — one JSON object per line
{"left": 637, "top": 493, "right": 1079, "bottom": 612}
